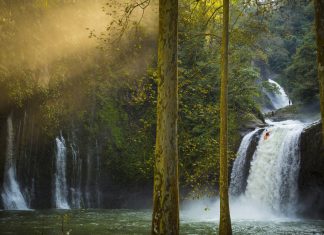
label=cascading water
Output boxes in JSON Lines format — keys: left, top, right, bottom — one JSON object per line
{"left": 228, "top": 78, "right": 307, "bottom": 218}
{"left": 85, "top": 149, "right": 93, "bottom": 208}
{"left": 1, "top": 116, "right": 29, "bottom": 210}
{"left": 244, "top": 120, "right": 304, "bottom": 214}
{"left": 54, "top": 134, "right": 70, "bottom": 209}
{"left": 95, "top": 140, "right": 102, "bottom": 208}
{"left": 84, "top": 140, "right": 102, "bottom": 208}
{"left": 230, "top": 120, "right": 305, "bottom": 216}
{"left": 70, "top": 141, "right": 82, "bottom": 209}
{"left": 264, "top": 79, "right": 290, "bottom": 111}
{"left": 230, "top": 129, "right": 260, "bottom": 196}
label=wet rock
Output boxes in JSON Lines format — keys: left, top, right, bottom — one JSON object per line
{"left": 298, "top": 121, "right": 324, "bottom": 218}
{"left": 265, "top": 103, "right": 321, "bottom": 122}
{"left": 239, "top": 112, "right": 266, "bottom": 137}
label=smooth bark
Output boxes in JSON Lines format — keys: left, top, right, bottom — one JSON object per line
{"left": 315, "top": 0, "right": 324, "bottom": 148}
{"left": 151, "top": 0, "right": 179, "bottom": 234}
{"left": 219, "top": 0, "right": 232, "bottom": 234}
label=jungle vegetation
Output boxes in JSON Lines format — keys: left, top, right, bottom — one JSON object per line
{"left": 0, "top": 0, "right": 320, "bottom": 216}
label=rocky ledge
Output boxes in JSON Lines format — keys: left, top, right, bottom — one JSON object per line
{"left": 264, "top": 103, "right": 321, "bottom": 122}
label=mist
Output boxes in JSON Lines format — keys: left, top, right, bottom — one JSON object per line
{"left": 181, "top": 197, "right": 293, "bottom": 221}
{"left": 0, "top": 0, "right": 158, "bottom": 87}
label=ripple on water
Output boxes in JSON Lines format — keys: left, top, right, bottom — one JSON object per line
{"left": 0, "top": 209, "right": 324, "bottom": 235}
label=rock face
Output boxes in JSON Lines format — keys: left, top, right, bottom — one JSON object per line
{"left": 238, "top": 112, "right": 266, "bottom": 137}
{"left": 298, "top": 121, "right": 324, "bottom": 218}
{"left": 0, "top": 113, "right": 7, "bottom": 209}
{"left": 0, "top": 109, "right": 154, "bottom": 210}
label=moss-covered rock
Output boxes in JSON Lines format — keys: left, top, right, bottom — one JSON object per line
{"left": 264, "top": 103, "right": 321, "bottom": 122}
{"left": 238, "top": 112, "right": 266, "bottom": 136}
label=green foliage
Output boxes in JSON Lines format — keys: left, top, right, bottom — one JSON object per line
{"left": 260, "top": 1, "right": 317, "bottom": 104}
{"left": 283, "top": 32, "right": 318, "bottom": 103}
{"left": 176, "top": 1, "right": 264, "bottom": 195}
{"left": 3, "top": 0, "right": 316, "bottom": 195}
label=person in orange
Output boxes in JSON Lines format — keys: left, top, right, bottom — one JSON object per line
{"left": 264, "top": 131, "right": 270, "bottom": 140}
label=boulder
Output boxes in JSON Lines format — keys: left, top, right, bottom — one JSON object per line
{"left": 298, "top": 121, "right": 324, "bottom": 218}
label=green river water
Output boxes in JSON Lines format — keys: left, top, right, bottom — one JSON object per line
{"left": 1, "top": 209, "right": 324, "bottom": 235}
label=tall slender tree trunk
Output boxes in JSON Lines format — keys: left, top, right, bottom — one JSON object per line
{"left": 315, "top": 0, "right": 324, "bottom": 148}
{"left": 219, "top": 0, "right": 232, "bottom": 234}
{"left": 151, "top": 0, "right": 179, "bottom": 234}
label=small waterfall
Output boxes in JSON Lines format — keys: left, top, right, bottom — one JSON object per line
{"left": 265, "top": 79, "right": 290, "bottom": 110}
{"left": 230, "top": 129, "right": 260, "bottom": 196}
{"left": 85, "top": 149, "right": 92, "bottom": 208}
{"left": 1, "top": 116, "right": 29, "bottom": 210}
{"left": 70, "top": 140, "right": 82, "bottom": 209}
{"left": 54, "top": 134, "right": 70, "bottom": 209}
{"left": 94, "top": 140, "right": 101, "bottom": 208}
{"left": 85, "top": 141, "right": 101, "bottom": 208}
{"left": 243, "top": 120, "right": 304, "bottom": 215}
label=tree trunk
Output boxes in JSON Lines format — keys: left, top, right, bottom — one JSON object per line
{"left": 219, "top": 0, "right": 232, "bottom": 234}
{"left": 315, "top": 0, "right": 324, "bottom": 148}
{"left": 151, "top": 0, "right": 179, "bottom": 234}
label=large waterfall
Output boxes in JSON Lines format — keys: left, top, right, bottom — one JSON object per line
{"left": 1, "top": 116, "right": 29, "bottom": 210}
{"left": 232, "top": 120, "right": 305, "bottom": 215}
{"left": 54, "top": 134, "right": 70, "bottom": 209}
{"left": 230, "top": 79, "right": 305, "bottom": 216}
{"left": 183, "top": 118, "right": 309, "bottom": 220}
{"left": 184, "top": 118, "right": 310, "bottom": 220}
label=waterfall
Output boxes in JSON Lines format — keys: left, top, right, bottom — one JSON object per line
{"left": 54, "top": 134, "right": 70, "bottom": 209}
{"left": 265, "top": 79, "right": 290, "bottom": 110}
{"left": 95, "top": 140, "right": 101, "bottom": 208}
{"left": 85, "top": 149, "right": 92, "bottom": 208}
{"left": 228, "top": 77, "right": 307, "bottom": 217}
{"left": 1, "top": 116, "right": 29, "bottom": 210}
{"left": 70, "top": 139, "right": 82, "bottom": 209}
{"left": 233, "top": 120, "right": 305, "bottom": 215}
{"left": 230, "top": 129, "right": 260, "bottom": 196}
{"left": 185, "top": 120, "right": 308, "bottom": 220}
{"left": 84, "top": 141, "right": 101, "bottom": 208}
